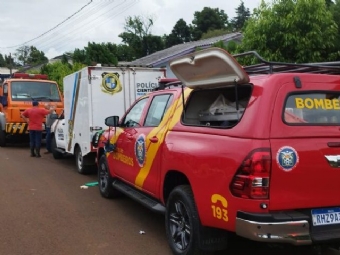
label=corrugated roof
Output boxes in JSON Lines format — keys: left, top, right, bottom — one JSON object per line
{"left": 128, "top": 32, "right": 243, "bottom": 67}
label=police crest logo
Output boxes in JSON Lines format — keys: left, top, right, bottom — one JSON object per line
{"left": 101, "top": 72, "right": 122, "bottom": 95}
{"left": 135, "top": 134, "right": 146, "bottom": 167}
{"left": 276, "top": 146, "right": 299, "bottom": 172}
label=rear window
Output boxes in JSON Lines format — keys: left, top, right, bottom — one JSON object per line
{"left": 284, "top": 92, "right": 340, "bottom": 124}
{"left": 182, "top": 85, "right": 252, "bottom": 128}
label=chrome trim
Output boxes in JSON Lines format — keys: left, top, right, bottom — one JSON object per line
{"left": 325, "top": 155, "right": 340, "bottom": 168}
{"left": 236, "top": 218, "right": 312, "bottom": 245}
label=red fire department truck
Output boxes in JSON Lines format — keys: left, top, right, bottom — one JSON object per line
{"left": 93, "top": 48, "right": 340, "bottom": 255}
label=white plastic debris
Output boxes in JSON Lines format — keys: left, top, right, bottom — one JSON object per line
{"left": 139, "top": 231, "right": 145, "bottom": 235}
{"left": 80, "top": 185, "right": 88, "bottom": 189}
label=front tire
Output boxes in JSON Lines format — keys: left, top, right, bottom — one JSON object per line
{"left": 98, "top": 155, "right": 121, "bottom": 198}
{"left": 0, "top": 129, "right": 6, "bottom": 147}
{"left": 165, "top": 185, "right": 204, "bottom": 255}
{"left": 51, "top": 136, "right": 63, "bottom": 159}
{"left": 75, "top": 146, "right": 92, "bottom": 175}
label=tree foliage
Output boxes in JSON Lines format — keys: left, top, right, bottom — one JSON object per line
{"left": 73, "top": 42, "right": 118, "bottom": 66}
{"left": 240, "top": 0, "right": 338, "bottom": 63}
{"left": 15, "top": 45, "right": 47, "bottom": 66}
{"left": 37, "top": 62, "right": 86, "bottom": 91}
{"left": 0, "top": 54, "right": 6, "bottom": 67}
{"left": 165, "top": 19, "right": 192, "bottom": 47}
{"left": 231, "top": 1, "right": 251, "bottom": 31}
{"left": 191, "top": 7, "right": 229, "bottom": 40}
{"left": 119, "top": 15, "right": 164, "bottom": 59}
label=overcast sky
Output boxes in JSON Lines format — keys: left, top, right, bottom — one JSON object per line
{"left": 0, "top": 0, "right": 262, "bottom": 59}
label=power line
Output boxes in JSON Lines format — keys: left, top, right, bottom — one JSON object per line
{"left": 0, "top": 0, "right": 94, "bottom": 49}
{"left": 35, "top": 0, "right": 121, "bottom": 51}
{"left": 50, "top": 0, "right": 139, "bottom": 53}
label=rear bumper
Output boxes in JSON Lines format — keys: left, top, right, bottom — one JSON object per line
{"left": 236, "top": 210, "right": 340, "bottom": 245}
{"left": 236, "top": 217, "right": 311, "bottom": 245}
{"left": 5, "top": 123, "right": 46, "bottom": 134}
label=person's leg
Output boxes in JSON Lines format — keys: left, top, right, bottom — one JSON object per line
{"left": 45, "top": 127, "right": 51, "bottom": 153}
{"left": 29, "top": 131, "right": 36, "bottom": 157}
{"left": 35, "top": 131, "right": 42, "bottom": 157}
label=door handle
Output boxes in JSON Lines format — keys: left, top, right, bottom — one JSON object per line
{"left": 149, "top": 137, "right": 158, "bottom": 143}
{"left": 328, "top": 142, "right": 340, "bottom": 147}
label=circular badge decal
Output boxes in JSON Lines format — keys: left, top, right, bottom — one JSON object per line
{"left": 135, "top": 134, "right": 146, "bottom": 167}
{"left": 276, "top": 146, "right": 299, "bottom": 172}
{"left": 101, "top": 72, "right": 122, "bottom": 95}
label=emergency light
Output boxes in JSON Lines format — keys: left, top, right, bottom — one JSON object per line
{"left": 12, "top": 73, "right": 49, "bottom": 80}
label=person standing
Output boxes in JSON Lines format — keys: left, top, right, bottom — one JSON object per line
{"left": 44, "top": 103, "right": 56, "bottom": 154}
{"left": 21, "top": 101, "right": 55, "bottom": 157}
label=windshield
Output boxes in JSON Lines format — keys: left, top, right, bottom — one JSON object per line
{"left": 10, "top": 81, "right": 61, "bottom": 102}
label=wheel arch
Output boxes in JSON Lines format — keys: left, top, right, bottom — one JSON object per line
{"left": 163, "top": 170, "right": 190, "bottom": 204}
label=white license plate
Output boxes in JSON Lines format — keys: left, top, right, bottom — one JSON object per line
{"left": 311, "top": 208, "right": 340, "bottom": 226}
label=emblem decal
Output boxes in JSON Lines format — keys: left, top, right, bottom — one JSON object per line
{"left": 135, "top": 134, "right": 146, "bottom": 167}
{"left": 101, "top": 72, "right": 122, "bottom": 95}
{"left": 276, "top": 146, "right": 299, "bottom": 172}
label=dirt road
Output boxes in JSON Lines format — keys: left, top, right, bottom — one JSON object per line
{"left": 0, "top": 144, "right": 338, "bottom": 255}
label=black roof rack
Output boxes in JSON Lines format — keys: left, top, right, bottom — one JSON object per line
{"left": 232, "top": 51, "right": 340, "bottom": 75}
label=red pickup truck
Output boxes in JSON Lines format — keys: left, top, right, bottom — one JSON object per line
{"left": 93, "top": 48, "right": 340, "bottom": 255}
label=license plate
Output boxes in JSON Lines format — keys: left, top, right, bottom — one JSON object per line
{"left": 311, "top": 208, "right": 340, "bottom": 226}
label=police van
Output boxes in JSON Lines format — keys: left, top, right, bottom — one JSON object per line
{"left": 50, "top": 65, "right": 165, "bottom": 174}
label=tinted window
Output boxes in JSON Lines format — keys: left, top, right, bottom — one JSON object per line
{"left": 144, "top": 94, "right": 173, "bottom": 127}
{"left": 284, "top": 92, "right": 340, "bottom": 124}
{"left": 122, "top": 98, "right": 148, "bottom": 127}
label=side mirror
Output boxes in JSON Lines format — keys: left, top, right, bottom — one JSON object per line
{"left": 105, "top": 116, "right": 119, "bottom": 127}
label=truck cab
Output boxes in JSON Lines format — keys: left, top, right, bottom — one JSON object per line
{"left": 0, "top": 73, "right": 64, "bottom": 146}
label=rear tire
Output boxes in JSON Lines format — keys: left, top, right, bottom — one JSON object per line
{"left": 75, "top": 146, "right": 92, "bottom": 175}
{"left": 165, "top": 185, "right": 208, "bottom": 255}
{"left": 0, "top": 129, "right": 6, "bottom": 147}
{"left": 51, "top": 136, "right": 63, "bottom": 159}
{"left": 98, "top": 155, "right": 121, "bottom": 198}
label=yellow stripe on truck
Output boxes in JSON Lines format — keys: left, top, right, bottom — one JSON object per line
{"left": 6, "top": 123, "right": 28, "bottom": 134}
{"left": 19, "top": 123, "right": 26, "bottom": 134}
{"left": 134, "top": 89, "right": 192, "bottom": 189}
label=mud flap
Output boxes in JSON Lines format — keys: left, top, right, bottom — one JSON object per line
{"left": 198, "top": 225, "right": 229, "bottom": 252}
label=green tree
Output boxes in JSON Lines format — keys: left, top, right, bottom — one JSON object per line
{"left": 191, "top": 7, "right": 229, "bottom": 40}
{"left": 115, "top": 44, "right": 135, "bottom": 62}
{"left": 38, "top": 62, "right": 86, "bottom": 91}
{"left": 326, "top": 0, "right": 334, "bottom": 7}
{"left": 330, "top": 0, "right": 340, "bottom": 59}
{"left": 165, "top": 19, "right": 192, "bottom": 47}
{"left": 27, "top": 46, "right": 48, "bottom": 65}
{"left": 119, "top": 15, "right": 164, "bottom": 59}
{"left": 240, "top": 0, "right": 338, "bottom": 63}
{"left": 85, "top": 42, "right": 118, "bottom": 65}
{"left": 72, "top": 42, "right": 118, "bottom": 66}
{"left": 15, "top": 45, "right": 47, "bottom": 66}
{"left": 72, "top": 48, "right": 87, "bottom": 64}
{"left": 0, "top": 54, "right": 6, "bottom": 67}
{"left": 231, "top": 1, "right": 251, "bottom": 31}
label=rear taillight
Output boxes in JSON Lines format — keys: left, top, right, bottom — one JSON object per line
{"left": 230, "top": 148, "right": 271, "bottom": 199}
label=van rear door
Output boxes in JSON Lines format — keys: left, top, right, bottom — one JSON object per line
{"left": 269, "top": 79, "right": 340, "bottom": 218}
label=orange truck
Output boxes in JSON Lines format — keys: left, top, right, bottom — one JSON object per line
{"left": 0, "top": 73, "right": 64, "bottom": 147}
